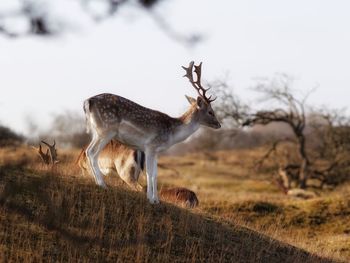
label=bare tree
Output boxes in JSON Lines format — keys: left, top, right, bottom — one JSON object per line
{"left": 0, "top": 0, "right": 201, "bottom": 45}
{"left": 245, "top": 76, "right": 311, "bottom": 188}
{"left": 43, "top": 111, "right": 90, "bottom": 148}
{"left": 308, "top": 109, "right": 350, "bottom": 187}
{"left": 0, "top": 0, "right": 154, "bottom": 36}
{"left": 215, "top": 74, "right": 350, "bottom": 189}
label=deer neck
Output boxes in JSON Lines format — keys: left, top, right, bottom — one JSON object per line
{"left": 171, "top": 105, "right": 200, "bottom": 144}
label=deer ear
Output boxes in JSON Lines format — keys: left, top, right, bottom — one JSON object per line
{"left": 185, "top": 95, "right": 196, "bottom": 105}
{"left": 196, "top": 96, "right": 205, "bottom": 109}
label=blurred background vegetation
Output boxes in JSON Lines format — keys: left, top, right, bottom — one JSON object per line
{"left": 1, "top": 1, "right": 350, "bottom": 262}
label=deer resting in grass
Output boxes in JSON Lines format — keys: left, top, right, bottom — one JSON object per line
{"left": 77, "top": 140, "right": 145, "bottom": 191}
{"left": 32, "top": 140, "right": 59, "bottom": 165}
{"left": 32, "top": 143, "right": 50, "bottom": 165}
{"left": 84, "top": 61, "right": 221, "bottom": 204}
{"left": 276, "top": 166, "right": 317, "bottom": 200}
{"left": 78, "top": 141, "right": 199, "bottom": 208}
{"left": 159, "top": 187, "right": 199, "bottom": 208}
{"left": 41, "top": 140, "right": 59, "bottom": 165}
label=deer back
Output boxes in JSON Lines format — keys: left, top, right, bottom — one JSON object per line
{"left": 159, "top": 187, "right": 199, "bottom": 208}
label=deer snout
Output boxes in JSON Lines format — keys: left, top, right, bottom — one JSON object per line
{"left": 211, "top": 120, "right": 221, "bottom": 129}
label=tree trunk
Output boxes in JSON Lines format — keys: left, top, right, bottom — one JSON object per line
{"left": 297, "top": 135, "right": 310, "bottom": 189}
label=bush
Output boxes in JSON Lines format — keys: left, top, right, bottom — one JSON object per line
{"left": 0, "top": 125, "right": 23, "bottom": 146}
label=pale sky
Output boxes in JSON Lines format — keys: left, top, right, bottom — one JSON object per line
{"left": 1, "top": 0, "right": 350, "bottom": 135}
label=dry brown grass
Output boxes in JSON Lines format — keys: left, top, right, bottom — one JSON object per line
{"left": 159, "top": 148, "right": 350, "bottom": 262}
{"left": 0, "top": 145, "right": 344, "bottom": 262}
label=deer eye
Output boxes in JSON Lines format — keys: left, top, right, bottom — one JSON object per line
{"left": 208, "top": 111, "right": 214, "bottom": 116}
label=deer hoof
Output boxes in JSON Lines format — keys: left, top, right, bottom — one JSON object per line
{"left": 98, "top": 181, "right": 107, "bottom": 189}
{"left": 148, "top": 198, "right": 160, "bottom": 205}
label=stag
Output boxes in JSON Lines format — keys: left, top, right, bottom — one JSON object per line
{"left": 41, "top": 140, "right": 59, "bottom": 165}
{"left": 32, "top": 140, "right": 59, "bottom": 166}
{"left": 83, "top": 61, "right": 220, "bottom": 203}
{"left": 32, "top": 144, "right": 50, "bottom": 165}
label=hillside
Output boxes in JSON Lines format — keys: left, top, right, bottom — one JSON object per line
{"left": 159, "top": 150, "right": 350, "bottom": 261}
{"left": 0, "top": 164, "right": 332, "bottom": 263}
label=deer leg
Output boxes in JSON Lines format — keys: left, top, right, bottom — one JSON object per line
{"left": 86, "top": 135, "right": 106, "bottom": 187}
{"left": 145, "top": 151, "right": 158, "bottom": 204}
{"left": 86, "top": 133, "right": 115, "bottom": 188}
{"left": 131, "top": 157, "right": 144, "bottom": 191}
{"left": 151, "top": 158, "right": 159, "bottom": 203}
{"left": 119, "top": 166, "right": 143, "bottom": 192}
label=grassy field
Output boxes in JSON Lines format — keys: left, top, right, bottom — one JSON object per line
{"left": 0, "top": 145, "right": 348, "bottom": 262}
{"left": 160, "top": 150, "right": 350, "bottom": 260}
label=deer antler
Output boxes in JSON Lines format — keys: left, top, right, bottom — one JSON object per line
{"left": 32, "top": 144, "right": 50, "bottom": 165}
{"left": 41, "top": 140, "right": 59, "bottom": 165}
{"left": 182, "top": 61, "right": 216, "bottom": 103}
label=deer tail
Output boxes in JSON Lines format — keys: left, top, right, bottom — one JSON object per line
{"left": 83, "top": 99, "right": 92, "bottom": 134}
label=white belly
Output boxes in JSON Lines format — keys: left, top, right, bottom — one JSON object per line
{"left": 117, "top": 120, "right": 155, "bottom": 150}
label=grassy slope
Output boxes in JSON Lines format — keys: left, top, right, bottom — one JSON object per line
{"left": 202, "top": 198, "right": 350, "bottom": 260}
{"left": 159, "top": 149, "right": 350, "bottom": 261}
{"left": 0, "top": 164, "right": 331, "bottom": 263}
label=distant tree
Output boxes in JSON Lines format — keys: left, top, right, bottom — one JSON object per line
{"left": 308, "top": 109, "right": 350, "bottom": 187}
{"left": 41, "top": 111, "right": 90, "bottom": 148}
{"left": 215, "top": 74, "right": 350, "bottom": 189}
{"left": 0, "top": 124, "right": 24, "bottom": 146}
{"left": 0, "top": 0, "right": 201, "bottom": 45}
{"left": 0, "top": 0, "right": 156, "bottom": 36}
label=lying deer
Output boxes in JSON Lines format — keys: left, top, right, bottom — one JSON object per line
{"left": 277, "top": 164, "right": 300, "bottom": 189}
{"left": 159, "top": 187, "right": 199, "bottom": 208}
{"left": 275, "top": 168, "right": 317, "bottom": 200}
{"left": 77, "top": 140, "right": 144, "bottom": 191}
{"left": 78, "top": 142, "right": 199, "bottom": 208}
{"left": 84, "top": 61, "right": 221, "bottom": 203}
{"left": 32, "top": 140, "right": 59, "bottom": 166}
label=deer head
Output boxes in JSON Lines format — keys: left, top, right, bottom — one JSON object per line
{"left": 182, "top": 61, "right": 221, "bottom": 129}
{"left": 32, "top": 144, "right": 50, "bottom": 165}
{"left": 41, "top": 140, "right": 59, "bottom": 165}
